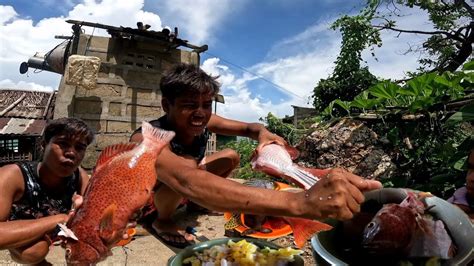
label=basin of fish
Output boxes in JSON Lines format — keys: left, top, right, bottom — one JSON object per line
{"left": 311, "top": 188, "right": 474, "bottom": 266}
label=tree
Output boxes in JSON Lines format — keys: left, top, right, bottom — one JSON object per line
{"left": 371, "top": 0, "right": 473, "bottom": 73}
{"left": 312, "top": 7, "right": 381, "bottom": 112}
{"left": 312, "top": 0, "right": 473, "bottom": 112}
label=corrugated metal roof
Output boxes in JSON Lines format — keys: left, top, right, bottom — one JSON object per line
{"left": 0, "top": 89, "right": 55, "bottom": 136}
{"left": 0, "top": 118, "right": 45, "bottom": 136}
{"left": 0, "top": 89, "right": 55, "bottom": 119}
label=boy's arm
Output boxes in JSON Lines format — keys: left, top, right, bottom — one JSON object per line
{"left": 207, "top": 114, "right": 287, "bottom": 149}
{"left": 0, "top": 165, "right": 68, "bottom": 249}
{"left": 78, "top": 167, "right": 90, "bottom": 195}
{"left": 155, "top": 148, "right": 382, "bottom": 220}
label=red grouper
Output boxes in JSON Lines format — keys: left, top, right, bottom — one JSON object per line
{"left": 361, "top": 191, "right": 441, "bottom": 257}
{"left": 62, "top": 121, "right": 175, "bottom": 265}
{"left": 251, "top": 143, "right": 329, "bottom": 189}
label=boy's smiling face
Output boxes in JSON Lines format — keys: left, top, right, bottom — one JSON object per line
{"left": 163, "top": 91, "right": 214, "bottom": 140}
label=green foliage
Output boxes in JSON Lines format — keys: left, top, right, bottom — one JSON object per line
{"left": 260, "top": 113, "right": 309, "bottom": 146}
{"left": 370, "top": 0, "right": 473, "bottom": 73}
{"left": 323, "top": 64, "right": 473, "bottom": 116}
{"left": 321, "top": 60, "right": 474, "bottom": 197}
{"left": 313, "top": 7, "right": 380, "bottom": 112}
{"left": 221, "top": 139, "right": 269, "bottom": 180}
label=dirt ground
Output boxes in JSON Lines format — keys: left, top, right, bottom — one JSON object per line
{"left": 0, "top": 209, "right": 315, "bottom": 265}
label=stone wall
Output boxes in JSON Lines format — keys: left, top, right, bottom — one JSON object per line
{"left": 54, "top": 34, "right": 200, "bottom": 169}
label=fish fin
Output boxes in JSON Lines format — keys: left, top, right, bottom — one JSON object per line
{"left": 284, "top": 145, "right": 300, "bottom": 160}
{"left": 284, "top": 217, "right": 333, "bottom": 248}
{"left": 115, "top": 228, "right": 137, "bottom": 247}
{"left": 224, "top": 214, "right": 241, "bottom": 230}
{"left": 95, "top": 143, "right": 138, "bottom": 173}
{"left": 99, "top": 203, "right": 118, "bottom": 243}
{"left": 300, "top": 167, "right": 330, "bottom": 180}
{"left": 286, "top": 167, "right": 319, "bottom": 189}
{"left": 141, "top": 121, "right": 175, "bottom": 145}
{"left": 57, "top": 223, "right": 79, "bottom": 241}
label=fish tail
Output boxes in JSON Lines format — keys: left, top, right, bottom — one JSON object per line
{"left": 142, "top": 121, "right": 175, "bottom": 145}
{"left": 284, "top": 217, "right": 333, "bottom": 248}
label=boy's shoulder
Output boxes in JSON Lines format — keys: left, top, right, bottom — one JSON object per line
{"left": 0, "top": 163, "right": 24, "bottom": 192}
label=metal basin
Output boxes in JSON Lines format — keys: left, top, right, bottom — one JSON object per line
{"left": 168, "top": 237, "right": 305, "bottom": 265}
{"left": 311, "top": 188, "right": 474, "bottom": 265}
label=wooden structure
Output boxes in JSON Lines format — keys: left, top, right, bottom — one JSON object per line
{"left": 25, "top": 20, "right": 217, "bottom": 168}
{"left": 0, "top": 90, "right": 56, "bottom": 166}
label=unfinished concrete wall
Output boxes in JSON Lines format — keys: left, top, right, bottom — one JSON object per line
{"left": 54, "top": 34, "right": 200, "bottom": 169}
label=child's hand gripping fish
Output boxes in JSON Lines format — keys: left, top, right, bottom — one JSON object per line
{"left": 60, "top": 121, "right": 174, "bottom": 265}
{"left": 251, "top": 143, "right": 329, "bottom": 189}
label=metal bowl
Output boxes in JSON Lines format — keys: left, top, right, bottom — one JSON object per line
{"left": 311, "top": 188, "right": 474, "bottom": 266}
{"left": 167, "top": 237, "right": 305, "bottom": 266}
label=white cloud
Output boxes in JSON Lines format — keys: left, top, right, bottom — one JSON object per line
{"left": 202, "top": 58, "right": 306, "bottom": 123}
{"left": 0, "top": 5, "right": 17, "bottom": 25}
{"left": 155, "top": 0, "right": 247, "bottom": 45}
{"left": 0, "top": 1, "right": 162, "bottom": 91}
{"left": 0, "top": 79, "right": 54, "bottom": 92}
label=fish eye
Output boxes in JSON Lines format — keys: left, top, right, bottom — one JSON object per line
{"left": 367, "top": 222, "right": 376, "bottom": 228}
{"left": 65, "top": 248, "right": 72, "bottom": 256}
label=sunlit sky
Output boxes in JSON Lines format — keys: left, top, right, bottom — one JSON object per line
{"left": 0, "top": 0, "right": 432, "bottom": 122}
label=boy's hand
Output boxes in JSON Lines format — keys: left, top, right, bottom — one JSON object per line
{"left": 302, "top": 168, "right": 382, "bottom": 220}
{"left": 256, "top": 130, "right": 287, "bottom": 152}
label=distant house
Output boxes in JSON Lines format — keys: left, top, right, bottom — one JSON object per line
{"left": 289, "top": 105, "right": 318, "bottom": 127}
{"left": 0, "top": 89, "right": 56, "bottom": 166}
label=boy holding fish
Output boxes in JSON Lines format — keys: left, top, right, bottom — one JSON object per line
{"left": 0, "top": 118, "right": 93, "bottom": 264}
{"left": 130, "top": 63, "right": 383, "bottom": 248}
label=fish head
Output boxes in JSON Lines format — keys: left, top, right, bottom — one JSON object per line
{"left": 241, "top": 213, "right": 267, "bottom": 229}
{"left": 64, "top": 240, "right": 102, "bottom": 265}
{"left": 243, "top": 179, "right": 276, "bottom": 190}
{"left": 361, "top": 204, "right": 417, "bottom": 255}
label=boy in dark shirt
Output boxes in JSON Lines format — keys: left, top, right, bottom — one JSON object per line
{"left": 131, "top": 63, "right": 382, "bottom": 248}
{"left": 0, "top": 117, "right": 93, "bottom": 264}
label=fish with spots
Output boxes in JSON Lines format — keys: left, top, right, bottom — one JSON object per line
{"left": 61, "top": 121, "right": 174, "bottom": 265}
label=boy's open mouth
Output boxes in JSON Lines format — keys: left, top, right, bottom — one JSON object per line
{"left": 191, "top": 121, "right": 204, "bottom": 127}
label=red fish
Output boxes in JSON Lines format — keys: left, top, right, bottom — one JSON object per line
{"left": 62, "top": 121, "right": 174, "bottom": 265}
{"left": 251, "top": 144, "right": 329, "bottom": 189}
{"left": 224, "top": 180, "right": 333, "bottom": 248}
{"left": 361, "top": 192, "right": 430, "bottom": 256}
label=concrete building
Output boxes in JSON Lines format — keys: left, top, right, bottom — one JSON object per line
{"left": 20, "top": 20, "right": 216, "bottom": 169}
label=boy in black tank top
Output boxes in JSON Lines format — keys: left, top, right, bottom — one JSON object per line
{"left": 0, "top": 118, "right": 94, "bottom": 264}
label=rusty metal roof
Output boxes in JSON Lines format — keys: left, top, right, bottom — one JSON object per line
{"left": 0, "top": 89, "right": 56, "bottom": 136}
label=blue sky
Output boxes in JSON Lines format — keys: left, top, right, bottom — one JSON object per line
{"left": 0, "top": 0, "right": 430, "bottom": 122}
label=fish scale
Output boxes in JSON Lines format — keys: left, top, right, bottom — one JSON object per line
{"left": 62, "top": 121, "right": 175, "bottom": 265}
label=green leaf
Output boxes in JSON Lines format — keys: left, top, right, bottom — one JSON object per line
{"left": 350, "top": 98, "right": 378, "bottom": 110}
{"left": 406, "top": 73, "right": 435, "bottom": 96}
{"left": 446, "top": 104, "right": 474, "bottom": 126}
{"left": 369, "top": 81, "right": 400, "bottom": 99}
{"left": 334, "top": 99, "right": 351, "bottom": 113}
{"left": 453, "top": 156, "right": 467, "bottom": 171}
{"left": 462, "top": 60, "right": 474, "bottom": 71}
